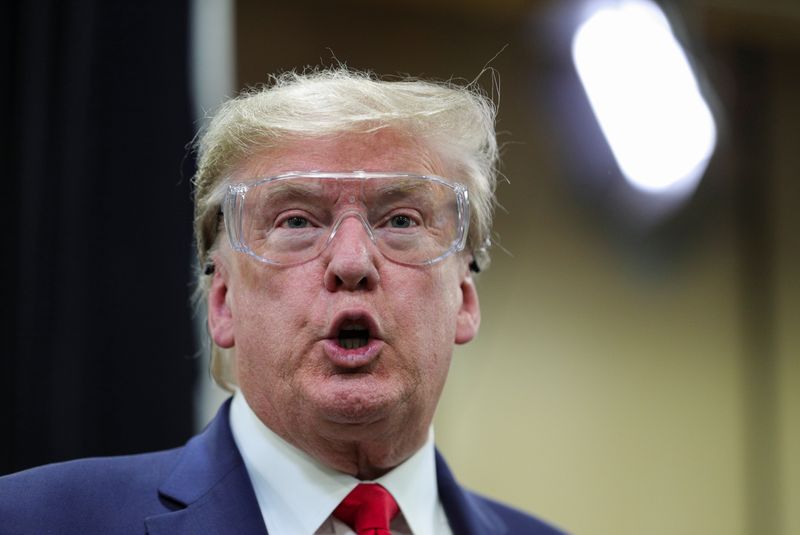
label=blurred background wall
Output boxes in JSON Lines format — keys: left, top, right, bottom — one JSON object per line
{"left": 5, "top": 1, "right": 798, "bottom": 534}
{"left": 226, "top": 1, "right": 799, "bottom": 534}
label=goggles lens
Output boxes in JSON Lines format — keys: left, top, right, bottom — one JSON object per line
{"left": 223, "top": 172, "right": 469, "bottom": 266}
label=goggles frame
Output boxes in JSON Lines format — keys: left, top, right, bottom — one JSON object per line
{"left": 222, "top": 171, "right": 470, "bottom": 267}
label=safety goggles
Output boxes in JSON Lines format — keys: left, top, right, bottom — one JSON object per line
{"left": 222, "top": 171, "right": 470, "bottom": 267}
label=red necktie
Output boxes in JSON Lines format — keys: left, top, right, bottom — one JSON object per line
{"left": 333, "top": 483, "right": 400, "bottom": 535}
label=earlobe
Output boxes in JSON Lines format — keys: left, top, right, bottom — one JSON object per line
{"left": 454, "top": 275, "right": 481, "bottom": 345}
{"left": 207, "top": 263, "right": 235, "bottom": 348}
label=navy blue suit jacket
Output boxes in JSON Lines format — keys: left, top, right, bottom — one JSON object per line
{"left": 0, "top": 401, "right": 565, "bottom": 534}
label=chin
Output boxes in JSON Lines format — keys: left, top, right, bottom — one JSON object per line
{"left": 310, "top": 376, "right": 410, "bottom": 428}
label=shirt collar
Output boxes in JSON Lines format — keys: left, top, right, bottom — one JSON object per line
{"left": 229, "top": 390, "right": 443, "bottom": 535}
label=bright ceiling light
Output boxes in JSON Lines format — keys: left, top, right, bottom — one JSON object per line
{"left": 572, "top": 0, "right": 717, "bottom": 195}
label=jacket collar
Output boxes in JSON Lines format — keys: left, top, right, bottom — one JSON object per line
{"left": 436, "top": 449, "right": 509, "bottom": 535}
{"left": 144, "top": 399, "right": 267, "bottom": 535}
{"left": 142, "top": 398, "right": 505, "bottom": 535}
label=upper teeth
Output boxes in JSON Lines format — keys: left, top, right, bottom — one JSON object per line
{"left": 338, "top": 321, "right": 369, "bottom": 350}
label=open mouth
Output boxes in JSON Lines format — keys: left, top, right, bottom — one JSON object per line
{"left": 337, "top": 321, "right": 370, "bottom": 350}
{"left": 324, "top": 312, "right": 382, "bottom": 367}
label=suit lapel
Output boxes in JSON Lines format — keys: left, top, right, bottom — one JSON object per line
{"left": 141, "top": 401, "right": 509, "bottom": 535}
{"left": 436, "top": 449, "right": 508, "bottom": 535}
{"left": 145, "top": 399, "right": 268, "bottom": 535}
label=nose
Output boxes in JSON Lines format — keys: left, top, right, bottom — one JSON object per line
{"left": 323, "top": 213, "right": 380, "bottom": 292}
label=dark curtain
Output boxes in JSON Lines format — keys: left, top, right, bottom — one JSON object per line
{"left": 2, "top": 0, "right": 197, "bottom": 474}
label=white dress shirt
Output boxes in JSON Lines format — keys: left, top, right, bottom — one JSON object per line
{"left": 229, "top": 391, "right": 453, "bottom": 535}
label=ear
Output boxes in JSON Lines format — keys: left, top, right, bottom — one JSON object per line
{"left": 454, "top": 273, "right": 481, "bottom": 344}
{"left": 208, "top": 262, "right": 235, "bottom": 348}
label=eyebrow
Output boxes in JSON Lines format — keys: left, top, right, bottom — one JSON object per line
{"left": 370, "top": 180, "right": 451, "bottom": 210}
{"left": 254, "top": 180, "right": 327, "bottom": 203}
{"left": 370, "top": 179, "right": 435, "bottom": 197}
{"left": 257, "top": 178, "right": 372, "bottom": 205}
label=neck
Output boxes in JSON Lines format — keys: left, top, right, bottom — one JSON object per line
{"left": 283, "top": 418, "right": 430, "bottom": 480}
{"left": 235, "top": 389, "right": 434, "bottom": 479}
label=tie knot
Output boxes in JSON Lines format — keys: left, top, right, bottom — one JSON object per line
{"left": 333, "top": 483, "right": 400, "bottom": 534}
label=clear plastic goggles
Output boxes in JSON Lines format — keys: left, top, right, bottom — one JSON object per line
{"left": 222, "top": 172, "right": 470, "bottom": 267}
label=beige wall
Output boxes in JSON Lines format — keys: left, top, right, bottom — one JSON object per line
{"left": 234, "top": 1, "right": 799, "bottom": 532}
{"left": 772, "top": 48, "right": 800, "bottom": 535}
{"left": 435, "top": 90, "right": 748, "bottom": 534}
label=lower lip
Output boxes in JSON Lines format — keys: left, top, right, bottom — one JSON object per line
{"left": 322, "top": 339, "right": 384, "bottom": 368}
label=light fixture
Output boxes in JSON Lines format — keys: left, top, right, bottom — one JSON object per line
{"left": 572, "top": 0, "right": 717, "bottom": 196}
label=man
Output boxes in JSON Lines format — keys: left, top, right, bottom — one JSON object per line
{"left": 0, "top": 68, "right": 565, "bottom": 534}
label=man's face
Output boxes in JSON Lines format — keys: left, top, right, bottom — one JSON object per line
{"left": 208, "top": 130, "right": 480, "bottom": 474}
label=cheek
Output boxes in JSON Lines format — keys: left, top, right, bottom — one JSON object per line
{"left": 230, "top": 262, "right": 321, "bottom": 371}
{"left": 234, "top": 261, "right": 321, "bottom": 318}
{"left": 385, "top": 268, "right": 461, "bottom": 371}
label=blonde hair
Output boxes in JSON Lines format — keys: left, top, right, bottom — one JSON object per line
{"left": 193, "top": 67, "right": 499, "bottom": 390}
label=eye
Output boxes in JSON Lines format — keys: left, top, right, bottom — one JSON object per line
{"left": 273, "top": 206, "right": 327, "bottom": 231}
{"left": 283, "top": 216, "right": 310, "bottom": 228}
{"left": 388, "top": 214, "right": 415, "bottom": 228}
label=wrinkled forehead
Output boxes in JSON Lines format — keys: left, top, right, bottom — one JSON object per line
{"left": 245, "top": 174, "right": 452, "bottom": 208}
{"left": 230, "top": 129, "right": 450, "bottom": 181}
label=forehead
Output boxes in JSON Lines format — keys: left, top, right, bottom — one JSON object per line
{"left": 232, "top": 129, "right": 448, "bottom": 179}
